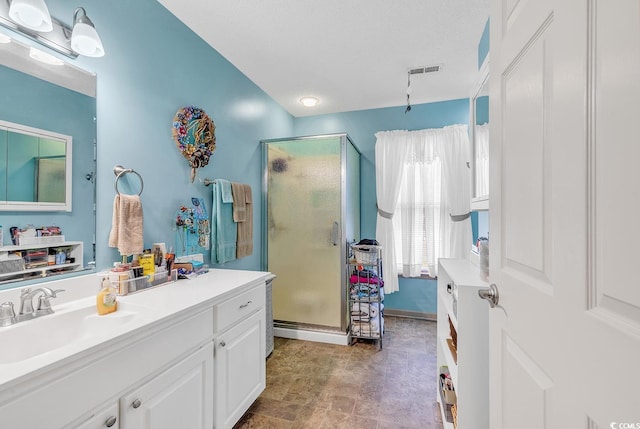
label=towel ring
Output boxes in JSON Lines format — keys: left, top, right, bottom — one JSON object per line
{"left": 113, "top": 165, "right": 144, "bottom": 196}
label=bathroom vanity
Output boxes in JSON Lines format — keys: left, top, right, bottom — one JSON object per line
{"left": 0, "top": 268, "right": 270, "bottom": 429}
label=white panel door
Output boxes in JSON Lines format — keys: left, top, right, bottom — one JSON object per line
{"left": 214, "top": 308, "right": 266, "bottom": 429}
{"left": 489, "top": 0, "right": 640, "bottom": 427}
{"left": 120, "top": 343, "right": 213, "bottom": 429}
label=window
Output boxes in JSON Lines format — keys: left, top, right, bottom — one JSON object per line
{"left": 392, "top": 157, "right": 442, "bottom": 278}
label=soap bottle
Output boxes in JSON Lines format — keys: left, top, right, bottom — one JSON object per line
{"left": 97, "top": 277, "right": 118, "bottom": 315}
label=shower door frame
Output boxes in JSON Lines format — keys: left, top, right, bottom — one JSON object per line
{"left": 261, "top": 133, "right": 360, "bottom": 333}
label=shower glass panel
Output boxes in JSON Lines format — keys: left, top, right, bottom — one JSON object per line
{"left": 263, "top": 134, "right": 360, "bottom": 331}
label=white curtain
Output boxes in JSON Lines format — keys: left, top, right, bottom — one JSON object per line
{"left": 440, "top": 125, "right": 472, "bottom": 261}
{"left": 375, "top": 125, "right": 471, "bottom": 288}
{"left": 374, "top": 130, "right": 411, "bottom": 294}
{"left": 474, "top": 123, "right": 490, "bottom": 197}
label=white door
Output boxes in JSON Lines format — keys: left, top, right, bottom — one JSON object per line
{"left": 120, "top": 343, "right": 213, "bottom": 429}
{"left": 214, "top": 308, "right": 266, "bottom": 429}
{"left": 489, "top": 0, "right": 640, "bottom": 427}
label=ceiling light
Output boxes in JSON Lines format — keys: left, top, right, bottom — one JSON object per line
{"left": 29, "top": 45, "right": 62, "bottom": 64}
{"left": 0, "top": 32, "right": 10, "bottom": 43}
{"left": 300, "top": 96, "right": 319, "bottom": 107}
{"left": 71, "top": 7, "right": 104, "bottom": 57}
{"left": 8, "top": 0, "right": 52, "bottom": 32}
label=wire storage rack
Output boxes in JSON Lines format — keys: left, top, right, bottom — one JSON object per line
{"left": 348, "top": 243, "right": 384, "bottom": 349}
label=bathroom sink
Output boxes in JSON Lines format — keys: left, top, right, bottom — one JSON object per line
{"left": 0, "top": 301, "right": 153, "bottom": 365}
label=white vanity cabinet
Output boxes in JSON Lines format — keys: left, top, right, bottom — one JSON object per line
{"left": 213, "top": 284, "right": 266, "bottom": 429}
{"left": 436, "top": 258, "right": 489, "bottom": 429}
{"left": 120, "top": 343, "right": 214, "bottom": 429}
{"left": 0, "top": 270, "right": 270, "bottom": 429}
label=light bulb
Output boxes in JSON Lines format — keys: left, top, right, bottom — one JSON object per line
{"left": 300, "top": 96, "right": 319, "bottom": 107}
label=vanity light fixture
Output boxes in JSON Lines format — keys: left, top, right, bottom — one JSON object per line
{"left": 0, "top": 0, "right": 105, "bottom": 58}
{"left": 8, "top": 0, "right": 52, "bottom": 32}
{"left": 300, "top": 96, "right": 319, "bottom": 107}
{"left": 29, "top": 45, "right": 62, "bottom": 65}
{"left": 70, "top": 7, "right": 103, "bottom": 57}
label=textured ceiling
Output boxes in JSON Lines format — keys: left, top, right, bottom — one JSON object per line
{"left": 158, "top": 0, "right": 490, "bottom": 117}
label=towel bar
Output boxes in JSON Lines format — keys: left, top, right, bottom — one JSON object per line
{"left": 113, "top": 165, "right": 144, "bottom": 196}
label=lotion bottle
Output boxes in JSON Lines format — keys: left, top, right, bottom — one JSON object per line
{"left": 97, "top": 277, "right": 118, "bottom": 315}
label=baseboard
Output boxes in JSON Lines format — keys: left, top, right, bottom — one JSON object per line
{"left": 385, "top": 309, "right": 437, "bottom": 321}
{"left": 274, "top": 326, "right": 350, "bottom": 346}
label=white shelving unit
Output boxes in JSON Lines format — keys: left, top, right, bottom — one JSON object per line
{"left": 436, "top": 258, "right": 489, "bottom": 429}
{"left": 0, "top": 241, "right": 83, "bottom": 284}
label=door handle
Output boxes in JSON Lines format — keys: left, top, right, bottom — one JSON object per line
{"left": 478, "top": 284, "right": 499, "bottom": 308}
{"left": 332, "top": 221, "right": 339, "bottom": 246}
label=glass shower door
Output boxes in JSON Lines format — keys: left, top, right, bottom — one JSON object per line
{"left": 264, "top": 136, "right": 343, "bottom": 329}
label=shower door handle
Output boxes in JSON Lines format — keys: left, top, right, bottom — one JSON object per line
{"left": 332, "top": 221, "right": 339, "bottom": 246}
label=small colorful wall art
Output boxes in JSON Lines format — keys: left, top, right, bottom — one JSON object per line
{"left": 172, "top": 106, "right": 216, "bottom": 182}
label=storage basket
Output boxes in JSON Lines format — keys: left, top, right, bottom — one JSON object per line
{"left": 0, "top": 258, "right": 25, "bottom": 273}
{"left": 351, "top": 244, "right": 380, "bottom": 265}
{"left": 18, "top": 235, "right": 65, "bottom": 246}
{"left": 451, "top": 403, "right": 458, "bottom": 429}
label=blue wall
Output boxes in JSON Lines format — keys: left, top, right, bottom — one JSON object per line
{"left": 295, "top": 100, "right": 469, "bottom": 314}
{"left": 478, "top": 19, "right": 490, "bottom": 69}
{"left": 5, "top": 0, "right": 471, "bottom": 316}
{"left": 43, "top": 0, "right": 295, "bottom": 271}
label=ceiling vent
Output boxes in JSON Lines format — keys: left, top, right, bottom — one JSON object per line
{"left": 408, "top": 64, "right": 442, "bottom": 75}
{"left": 405, "top": 64, "right": 442, "bottom": 114}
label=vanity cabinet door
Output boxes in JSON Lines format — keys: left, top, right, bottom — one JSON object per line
{"left": 120, "top": 343, "right": 213, "bottom": 429}
{"left": 73, "top": 403, "right": 119, "bottom": 429}
{"left": 214, "top": 308, "right": 265, "bottom": 429}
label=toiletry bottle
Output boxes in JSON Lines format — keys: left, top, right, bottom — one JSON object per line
{"left": 97, "top": 277, "right": 118, "bottom": 315}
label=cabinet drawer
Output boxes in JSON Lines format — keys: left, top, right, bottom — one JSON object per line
{"left": 213, "top": 284, "right": 265, "bottom": 332}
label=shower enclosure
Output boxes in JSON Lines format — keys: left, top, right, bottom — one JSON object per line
{"left": 262, "top": 134, "right": 360, "bottom": 334}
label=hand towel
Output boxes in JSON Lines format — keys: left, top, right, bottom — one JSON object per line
{"left": 231, "top": 182, "right": 246, "bottom": 222}
{"left": 108, "top": 194, "right": 144, "bottom": 256}
{"left": 211, "top": 179, "right": 237, "bottom": 263}
{"left": 236, "top": 184, "right": 253, "bottom": 258}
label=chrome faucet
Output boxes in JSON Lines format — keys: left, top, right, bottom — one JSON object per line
{"left": 16, "top": 287, "right": 65, "bottom": 322}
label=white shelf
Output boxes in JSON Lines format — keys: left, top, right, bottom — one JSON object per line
{"left": 436, "top": 258, "right": 489, "bottom": 429}
{"left": 0, "top": 241, "right": 84, "bottom": 285}
{"left": 0, "top": 240, "right": 82, "bottom": 252}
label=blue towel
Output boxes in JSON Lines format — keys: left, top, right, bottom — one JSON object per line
{"left": 211, "top": 179, "right": 237, "bottom": 263}
{"left": 220, "top": 180, "right": 233, "bottom": 203}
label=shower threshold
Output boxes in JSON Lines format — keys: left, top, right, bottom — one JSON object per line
{"left": 274, "top": 320, "right": 350, "bottom": 346}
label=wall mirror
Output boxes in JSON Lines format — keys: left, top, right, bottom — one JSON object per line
{"left": 0, "top": 120, "right": 72, "bottom": 210}
{"left": 470, "top": 58, "right": 489, "bottom": 211}
{"left": 0, "top": 33, "right": 96, "bottom": 290}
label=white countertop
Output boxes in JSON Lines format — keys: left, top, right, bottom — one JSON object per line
{"left": 0, "top": 268, "right": 271, "bottom": 390}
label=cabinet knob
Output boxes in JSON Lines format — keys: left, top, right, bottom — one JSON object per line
{"left": 220, "top": 340, "right": 226, "bottom": 347}
{"left": 131, "top": 398, "right": 142, "bottom": 409}
{"left": 105, "top": 416, "right": 117, "bottom": 427}
{"left": 239, "top": 301, "right": 252, "bottom": 309}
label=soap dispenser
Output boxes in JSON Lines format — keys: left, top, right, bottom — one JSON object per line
{"left": 97, "top": 277, "right": 118, "bottom": 315}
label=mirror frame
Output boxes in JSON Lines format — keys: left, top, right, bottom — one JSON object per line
{"left": 470, "top": 56, "right": 490, "bottom": 211}
{"left": 0, "top": 119, "right": 72, "bottom": 211}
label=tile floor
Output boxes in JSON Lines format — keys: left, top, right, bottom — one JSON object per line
{"left": 234, "top": 316, "right": 445, "bottom": 429}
